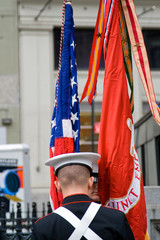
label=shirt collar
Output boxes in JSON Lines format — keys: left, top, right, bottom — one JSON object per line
{"left": 62, "top": 194, "right": 91, "bottom": 206}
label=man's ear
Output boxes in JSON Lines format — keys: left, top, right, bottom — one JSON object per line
{"left": 54, "top": 179, "right": 62, "bottom": 193}
{"left": 88, "top": 176, "right": 94, "bottom": 189}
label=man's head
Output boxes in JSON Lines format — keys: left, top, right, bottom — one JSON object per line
{"left": 55, "top": 164, "right": 94, "bottom": 197}
{"left": 45, "top": 152, "right": 101, "bottom": 198}
{"left": 57, "top": 164, "right": 91, "bottom": 187}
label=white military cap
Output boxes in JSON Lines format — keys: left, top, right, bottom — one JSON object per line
{"left": 45, "top": 152, "right": 101, "bottom": 176}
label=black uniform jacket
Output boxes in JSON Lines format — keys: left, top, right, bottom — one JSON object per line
{"left": 31, "top": 194, "right": 135, "bottom": 240}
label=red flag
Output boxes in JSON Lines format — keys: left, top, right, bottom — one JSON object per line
{"left": 98, "top": 0, "right": 149, "bottom": 239}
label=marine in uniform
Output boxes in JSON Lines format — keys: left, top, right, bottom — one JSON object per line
{"left": 31, "top": 152, "right": 135, "bottom": 240}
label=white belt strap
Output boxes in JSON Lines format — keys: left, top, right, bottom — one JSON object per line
{"left": 54, "top": 202, "right": 102, "bottom": 240}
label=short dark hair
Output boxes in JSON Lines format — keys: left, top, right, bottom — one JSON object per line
{"left": 57, "top": 165, "right": 91, "bottom": 188}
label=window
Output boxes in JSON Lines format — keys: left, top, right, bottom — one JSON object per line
{"left": 142, "top": 29, "right": 160, "bottom": 70}
{"left": 54, "top": 27, "right": 104, "bottom": 70}
{"left": 80, "top": 111, "right": 101, "bottom": 153}
{"left": 79, "top": 101, "right": 101, "bottom": 153}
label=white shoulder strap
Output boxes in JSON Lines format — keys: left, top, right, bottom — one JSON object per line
{"left": 68, "top": 202, "right": 101, "bottom": 240}
{"left": 54, "top": 202, "right": 102, "bottom": 240}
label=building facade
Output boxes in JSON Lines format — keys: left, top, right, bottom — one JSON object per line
{"left": 0, "top": 0, "right": 160, "bottom": 228}
{"left": 0, "top": 0, "right": 20, "bottom": 145}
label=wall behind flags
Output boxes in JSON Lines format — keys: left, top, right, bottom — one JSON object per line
{"left": 0, "top": 0, "right": 20, "bottom": 145}
{"left": 0, "top": 0, "right": 160, "bottom": 215}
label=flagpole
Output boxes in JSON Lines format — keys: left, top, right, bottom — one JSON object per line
{"left": 49, "top": 0, "right": 80, "bottom": 209}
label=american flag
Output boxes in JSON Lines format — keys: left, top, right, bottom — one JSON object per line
{"left": 49, "top": 2, "right": 80, "bottom": 209}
